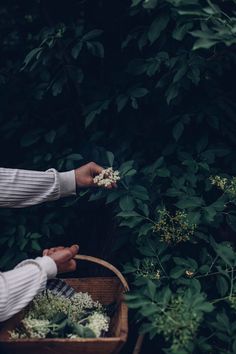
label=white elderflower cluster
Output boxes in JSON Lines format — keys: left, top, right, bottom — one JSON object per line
{"left": 9, "top": 290, "right": 110, "bottom": 340}
{"left": 8, "top": 331, "right": 27, "bottom": 339}
{"left": 93, "top": 167, "right": 120, "bottom": 187}
{"left": 22, "top": 318, "right": 50, "bottom": 338}
{"left": 86, "top": 312, "right": 110, "bottom": 337}
{"left": 69, "top": 292, "right": 102, "bottom": 321}
{"left": 71, "top": 292, "right": 101, "bottom": 311}
{"left": 27, "top": 291, "right": 72, "bottom": 320}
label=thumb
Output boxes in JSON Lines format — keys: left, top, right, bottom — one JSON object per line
{"left": 69, "top": 244, "right": 79, "bottom": 258}
{"left": 90, "top": 162, "right": 103, "bottom": 176}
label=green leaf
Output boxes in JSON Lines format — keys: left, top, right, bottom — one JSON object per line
{"left": 125, "top": 169, "right": 137, "bottom": 177}
{"left": 172, "top": 122, "right": 184, "bottom": 141}
{"left": 192, "top": 38, "right": 218, "bottom": 50}
{"left": 50, "top": 224, "right": 64, "bottom": 235}
{"left": 170, "top": 266, "right": 185, "bottom": 279}
{"left": 172, "top": 23, "right": 193, "bottom": 41}
{"left": 117, "top": 211, "right": 142, "bottom": 218}
{"left": 131, "top": 0, "right": 142, "bottom": 7}
{"left": 86, "top": 41, "right": 104, "bottom": 58}
{"left": 82, "top": 29, "right": 103, "bottom": 41}
{"left": 143, "top": 0, "right": 158, "bottom": 9}
{"left": 119, "top": 195, "right": 135, "bottom": 211}
{"left": 85, "top": 111, "right": 97, "bottom": 127}
{"left": 166, "top": 84, "right": 179, "bottom": 104}
{"left": 67, "top": 153, "right": 83, "bottom": 161}
{"left": 212, "top": 241, "right": 235, "bottom": 267}
{"left": 83, "top": 327, "right": 96, "bottom": 338}
{"left": 146, "top": 280, "right": 156, "bottom": 300}
{"left": 31, "top": 240, "right": 41, "bottom": 251}
{"left": 156, "top": 168, "right": 170, "bottom": 177}
{"left": 21, "top": 47, "right": 42, "bottom": 70}
{"left": 116, "top": 94, "right": 129, "bottom": 112}
{"left": 21, "top": 130, "right": 42, "bottom": 147}
{"left": 71, "top": 42, "right": 83, "bottom": 59}
{"left": 227, "top": 214, "right": 236, "bottom": 232}
{"left": 216, "top": 275, "right": 229, "bottom": 297}
{"left": 30, "top": 233, "right": 42, "bottom": 239}
{"left": 131, "top": 97, "right": 138, "bottom": 109}
{"left": 131, "top": 185, "right": 149, "bottom": 201}
{"left": 176, "top": 196, "right": 204, "bottom": 209}
{"left": 52, "top": 80, "right": 63, "bottom": 96}
{"left": 119, "top": 160, "right": 135, "bottom": 176}
{"left": 148, "top": 15, "right": 169, "bottom": 44}
{"left": 106, "top": 151, "right": 114, "bottom": 166}
{"left": 85, "top": 100, "right": 109, "bottom": 127}
{"left": 106, "top": 191, "right": 120, "bottom": 204}
{"left": 130, "top": 87, "right": 149, "bottom": 98}
{"left": 173, "top": 65, "right": 188, "bottom": 83}
{"left": 44, "top": 130, "right": 56, "bottom": 144}
{"left": 138, "top": 223, "right": 152, "bottom": 237}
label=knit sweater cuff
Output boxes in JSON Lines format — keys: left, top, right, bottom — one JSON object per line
{"left": 58, "top": 170, "right": 76, "bottom": 197}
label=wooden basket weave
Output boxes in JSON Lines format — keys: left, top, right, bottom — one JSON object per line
{"left": 0, "top": 255, "right": 129, "bottom": 354}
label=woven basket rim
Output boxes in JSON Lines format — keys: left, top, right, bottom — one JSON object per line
{"left": 1, "top": 337, "right": 126, "bottom": 343}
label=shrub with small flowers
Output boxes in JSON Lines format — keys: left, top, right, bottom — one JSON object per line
{"left": 2, "top": 0, "right": 236, "bottom": 353}
{"left": 9, "top": 290, "right": 110, "bottom": 339}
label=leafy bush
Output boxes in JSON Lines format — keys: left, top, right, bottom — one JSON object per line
{"left": 1, "top": 0, "right": 236, "bottom": 352}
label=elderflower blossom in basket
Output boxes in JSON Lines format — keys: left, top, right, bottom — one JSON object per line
{"left": 9, "top": 289, "right": 110, "bottom": 340}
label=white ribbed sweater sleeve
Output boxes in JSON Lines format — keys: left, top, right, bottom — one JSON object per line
{"left": 0, "top": 256, "right": 57, "bottom": 322}
{"left": 0, "top": 168, "right": 76, "bottom": 208}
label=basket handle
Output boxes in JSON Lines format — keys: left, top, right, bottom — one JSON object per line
{"left": 74, "top": 254, "right": 129, "bottom": 292}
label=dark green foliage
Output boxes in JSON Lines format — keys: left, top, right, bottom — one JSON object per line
{"left": 1, "top": 0, "right": 236, "bottom": 352}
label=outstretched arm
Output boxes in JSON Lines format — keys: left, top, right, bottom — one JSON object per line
{"left": 0, "top": 167, "right": 75, "bottom": 208}
{"left": 0, "top": 161, "right": 110, "bottom": 208}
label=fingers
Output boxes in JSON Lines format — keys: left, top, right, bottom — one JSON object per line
{"left": 57, "top": 244, "right": 79, "bottom": 263}
{"left": 90, "top": 162, "right": 103, "bottom": 176}
{"left": 68, "top": 244, "right": 79, "bottom": 258}
{"left": 43, "top": 245, "right": 79, "bottom": 259}
{"left": 43, "top": 246, "right": 64, "bottom": 256}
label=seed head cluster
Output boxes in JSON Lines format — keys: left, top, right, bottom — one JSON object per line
{"left": 228, "top": 294, "right": 236, "bottom": 310}
{"left": 210, "top": 175, "right": 236, "bottom": 198}
{"left": 93, "top": 167, "right": 120, "bottom": 187}
{"left": 153, "top": 208, "right": 196, "bottom": 244}
{"left": 136, "top": 258, "right": 161, "bottom": 280}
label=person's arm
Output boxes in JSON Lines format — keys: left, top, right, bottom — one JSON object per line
{"left": 0, "top": 167, "right": 76, "bottom": 208}
{"left": 0, "top": 162, "right": 112, "bottom": 209}
{"left": 0, "top": 244, "right": 79, "bottom": 322}
{"left": 0, "top": 256, "right": 57, "bottom": 322}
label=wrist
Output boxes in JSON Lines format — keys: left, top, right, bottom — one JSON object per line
{"left": 58, "top": 170, "right": 76, "bottom": 197}
{"left": 35, "top": 256, "right": 58, "bottom": 279}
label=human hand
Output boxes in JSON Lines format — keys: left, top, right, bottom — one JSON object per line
{"left": 75, "top": 162, "right": 117, "bottom": 189}
{"left": 43, "top": 244, "right": 79, "bottom": 273}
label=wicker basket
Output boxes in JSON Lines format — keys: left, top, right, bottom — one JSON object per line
{"left": 0, "top": 255, "right": 129, "bottom": 354}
